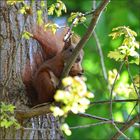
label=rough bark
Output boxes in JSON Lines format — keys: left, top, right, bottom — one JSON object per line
{"left": 0, "top": 1, "right": 64, "bottom": 139}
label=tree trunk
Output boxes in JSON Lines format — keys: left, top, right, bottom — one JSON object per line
{"left": 0, "top": 1, "right": 64, "bottom": 139}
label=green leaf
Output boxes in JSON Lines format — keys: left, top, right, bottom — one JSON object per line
{"left": 40, "top": 1, "right": 45, "bottom": 8}
{"left": 48, "top": 0, "right": 67, "bottom": 17}
{"left": 0, "top": 119, "right": 13, "bottom": 128}
{"left": 68, "top": 12, "right": 77, "bottom": 22}
{"left": 37, "top": 10, "right": 43, "bottom": 25}
{"left": 80, "top": 16, "right": 86, "bottom": 22}
{"left": 20, "top": 7, "right": 26, "bottom": 14}
{"left": 108, "top": 51, "right": 124, "bottom": 61}
{"left": 22, "top": 31, "right": 33, "bottom": 40}
{"left": 108, "top": 26, "right": 139, "bottom": 63}
{"left": 48, "top": 4, "right": 55, "bottom": 15}
{"left": 7, "top": 0, "right": 24, "bottom": 5}
{"left": 44, "top": 23, "right": 58, "bottom": 34}
{"left": 19, "top": 4, "right": 31, "bottom": 15}
{"left": 130, "top": 58, "right": 139, "bottom": 65}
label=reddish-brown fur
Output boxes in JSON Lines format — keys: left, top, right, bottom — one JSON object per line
{"left": 32, "top": 25, "right": 69, "bottom": 60}
{"left": 33, "top": 47, "right": 73, "bottom": 104}
{"left": 22, "top": 25, "right": 83, "bottom": 106}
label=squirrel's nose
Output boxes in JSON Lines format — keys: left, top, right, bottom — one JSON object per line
{"left": 75, "top": 56, "right": 81, "bottom": 63}
{"left": 77, "top": 69, "right": 84, "bottom": 76}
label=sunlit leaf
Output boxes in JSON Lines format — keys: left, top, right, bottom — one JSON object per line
{"left": 48, "top": 0, "right": 67, "bottom": 17}
{"left": 44, "top": 23, "right": 59, "bottom": 34}
{"left": 40, "top": 1, "right": 45, "bottom": 8}
{"left": 108, "top": 51, "right": 124, "bottom": 61}
{"left": 48, "top": 4, "right": 55, "bottom": 15}
{"left": 130, "top": 58, "right": 139, "bottom": 65}
{"left": 37, "top": 10, "right": 43, "bottom": 25}
{"left": 0, "top": 102, "right": 20, "bottom": 129}
{"left": 68, "top": 12, "right": 86, "bottom": 26}
{"left": 7, "top": 0, "right": 24, "bottom": 5}
{"left": 108, "top": 26, "right": 139, "bottom": 64}
{"left": 22, "top": 31, "right": 33, "bottom": 40}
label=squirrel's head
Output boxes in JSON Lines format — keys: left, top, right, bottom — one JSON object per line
{"left": 62, "top": 33, "right": 84, "bottom": 76}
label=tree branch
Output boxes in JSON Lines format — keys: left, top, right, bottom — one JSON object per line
{"left": 15, "top": 98, "right": 139, "bottom": 122}
{"left": 15, "top": 104, "right": 51, "bottom": 121}
{"left": 111, "top": 113, "right": 140, "bottom": 139}
{"left": 110, "top": 61, "right": 125, "bottom": 119}
{"left": 127, "top": 64, "right": 140, "bottom": 98}
{"left": 59, "top": 0, "right": 110, "bottom": 84}
{"left": 90, "top": 99, "right": 139, "bottom": 105}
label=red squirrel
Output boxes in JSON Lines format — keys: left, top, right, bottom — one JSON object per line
{"left": 33, "top": 44, "right": 83, "bottom": 104}
{"left": 22, "top": 25, "right": 83, "bottom": 106}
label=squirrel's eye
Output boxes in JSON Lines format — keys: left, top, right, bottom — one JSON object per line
{"left": 69, "top": 48, "right": 73, "bottom": 52}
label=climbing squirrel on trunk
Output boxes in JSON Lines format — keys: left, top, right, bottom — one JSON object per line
{"left": 22, "top": 24, "right": 84, "bottom": 106}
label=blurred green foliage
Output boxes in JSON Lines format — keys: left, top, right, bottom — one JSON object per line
{"left": 7, "top": 0, "right": 139, "bottom": 139}
{"left": 60, "top": 0, "right": 140, "bottom": 139}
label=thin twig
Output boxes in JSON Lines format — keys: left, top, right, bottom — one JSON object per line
{"left": 111, "top": 113, "right": 140, "bottom": 140}
{"left": 91, "top": 0, "right": 108, "bottom": 83}
{"left": 110, "top": 61, "right": 125, "bottom": 119}
{"left": 83, "top": 22, "right": 108, "bottom": 83}
{"left": 112, "top": 122, "right": 130, "bottom": 140}
{"left": 109, "top": 61, "right": 127, "bottom": 139}
{"left": 92, "top": 0, "right": 96, "bottom": 10}
{"left": 90, "top": 99, "right": 139, "bottom": 105}
{"left": 77, "top": 112, "right": 139, "bottom": 127}
{"left": 59, "top": 0, "right": 110, "bottom": 88}
{"left": 83, "top": 10, "right": 95, "bottom": 17}
{"left": 22, "top": 127, "right": 47, "bottom": 131}
{"left": 127, "top": 63, "right": 139, "bottom": 98}
{"left": 70, "top": 120, "right": 112, "bottom": 129}
{"left": 93, "top": 31, "right": 108, "bottom": 82}
{"left": 77, "top": 113, "right": 124, "bottom": 125}
{"left": 126, "top": 102, "right": 138, "bottom": 122}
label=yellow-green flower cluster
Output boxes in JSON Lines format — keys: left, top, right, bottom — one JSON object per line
{"left": 50, "top": 76, "right": 93, "bottom": 136}
{"left": 50, "top": 76, "right": 94, "bottom": 117}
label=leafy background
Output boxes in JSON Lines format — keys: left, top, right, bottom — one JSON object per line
{"left": 51, "top": 0, "right": 140, "bottom": 139}
{"left": 2, "top": 0, "right": 139, "bottom": 139}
